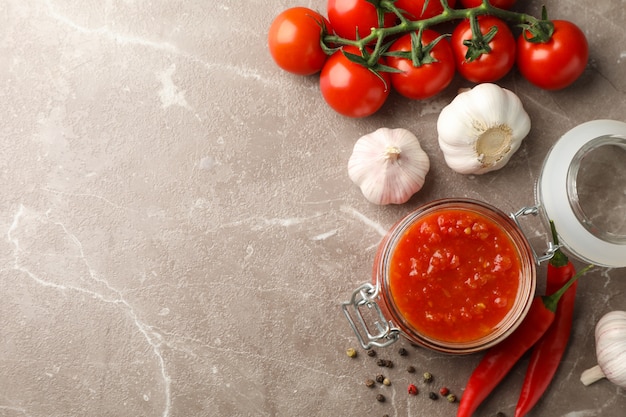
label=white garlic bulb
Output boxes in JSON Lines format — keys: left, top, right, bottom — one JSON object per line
{"left": 581, "top": 311, "right": 626, "bottom": 388}
{"left": 437, "top": 83, "right": 531, "bottom": 175}
{"left": 348, "top": 127, "right": 430, "bottom": 205}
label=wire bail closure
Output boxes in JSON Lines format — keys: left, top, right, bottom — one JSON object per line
{"left": 510, "top": 205, "right": 560, "bottom": 264}
{"left": 341, "top": 283, "right": 400, "bottom": 350}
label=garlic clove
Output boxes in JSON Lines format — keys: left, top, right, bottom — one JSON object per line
{"left": 348, "top": 128, "right": 430, "bottom": 205}
{"left": 437, "top": 83, "right": 531, "bottom": 175}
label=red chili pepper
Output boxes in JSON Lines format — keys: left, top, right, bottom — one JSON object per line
{"left": 457, "top": 261, "right": 592, "bottom": 417}
{"left": 514, "top": 222, "right": 577, "bottom": 417}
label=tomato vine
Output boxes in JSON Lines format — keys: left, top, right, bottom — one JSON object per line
{"left": 322, "top": 0, "right": 553, "bottom": 70}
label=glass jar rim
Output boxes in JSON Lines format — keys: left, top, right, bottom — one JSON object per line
{"left": 375, "top": 198, "right": 537, "bottom": 354}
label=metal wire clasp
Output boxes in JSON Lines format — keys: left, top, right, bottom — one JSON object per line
{"left": 341, "top": 283, "right": 400, "bottom": 350}
{"left": 510, "top": 205, "right": 561, "bottom": 264}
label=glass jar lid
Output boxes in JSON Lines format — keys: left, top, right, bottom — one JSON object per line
{"left": 537, "top": 120, "right": 626, "bottom": 268}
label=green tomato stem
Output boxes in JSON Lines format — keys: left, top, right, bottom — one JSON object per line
{"left": 323, "top": 0, "right": 543, "bottom": 67}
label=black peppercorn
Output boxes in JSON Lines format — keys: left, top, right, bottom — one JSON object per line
{"left": 423, "top": 372, "right": 433, "bottom": 383}
{"left": 365, "top": 379, "right": 375, "bottom": 388}
{"left": 377, "top": 358, "right": 393, "bottom": 368}
{"left": 398, "top": 347, "right": 408, "bottom": 356}
{"left": 367, "top": 349, "right": 377, "bottom": 357}
{"left": 376, "top": 374, "right": 385, "bottom": 383}
{"left": 429, "top": 392, "right": 438, "bottom": 400}
{"left": 406, "top": 365, "right": 416, "bottom": 373}
{"left": 376, "top": 394, "right": 386, "bottom": 402}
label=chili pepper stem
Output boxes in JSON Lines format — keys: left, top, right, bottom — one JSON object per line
{"left": 542, "top": 264, "right": 593, "bottom": 313}
{"left": 548, "top": 220, "right": 569, "bottom": 268}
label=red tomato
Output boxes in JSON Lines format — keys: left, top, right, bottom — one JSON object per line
{"left": 387, "top": 30, "right": 455, "bottom": 99}
{"left": 517, "top": 20, "right": 589, "bottom": 90}
{"left": 327, "top": 0, "right": 397, "bottom": 40}
{"left": 460, "top": 0, "right": 516, "bottom": 9}
{"left": 268, "top": 7, "right": 332, "bottom": 75}
{"left": 451, "top": 16, "right": 516, "bottom": 82}
{"left": 394, "top": 0, "right": 457, "bottom": 20}
{"left": 319, "top": 46, "right": 391, "bottom": 117}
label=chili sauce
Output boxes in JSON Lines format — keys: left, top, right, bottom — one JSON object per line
{"left": 388, "top": 209, "right": 522, "bottom": 343}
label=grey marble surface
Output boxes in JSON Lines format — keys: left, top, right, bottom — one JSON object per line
{"left": 1, "top": 1, "right": 625, "bottom": 416}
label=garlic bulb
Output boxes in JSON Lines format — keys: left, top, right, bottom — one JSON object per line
{"left": 581, "top": 311, "right": 626, "bottom": 388}
{"left": 437, "top": 83, "right": 531, "bottom": 175}
{"left": 348, "top": 127, "right": 430, "bottom": 205}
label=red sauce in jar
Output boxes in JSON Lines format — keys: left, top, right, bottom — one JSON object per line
{"left": 388, "top": 209, "right": 522, "bottom": 343}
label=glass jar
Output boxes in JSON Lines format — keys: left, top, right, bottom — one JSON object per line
{"left": 342, "top": 119, "right": 626, "bottom": 354}
{"left": 536, "top": 119, "right": 626, "bottom": 268}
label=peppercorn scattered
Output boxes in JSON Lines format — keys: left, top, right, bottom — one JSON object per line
{"left": 357, "top": 346, "right": 460, "bottom": 411}
{"left": 376, "top": 359, "right": 393, "bottom": 368}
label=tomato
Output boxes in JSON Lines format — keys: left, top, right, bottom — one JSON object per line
{"left": 516, "top": 20, "right": 589, "bottom": 90}
{"left": 319, "top": 46, "right": 391, "bottom": 117}
{"left": 451, "top": 16, "right": 516, "bottom": 82}
{"left": 394, "top": 0, "right": 457, "bottom": 20}
{"left": 268, "top": 7, "right": 332, "bottom": 75}
{"left": 327, "top": 0, "right": 397, "bottom": 40}
{"left": 386, "top": 30, "right": 455, "bottom": 99}
{"left": 460, "top": 0, "right": 516, "bottom": 9}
